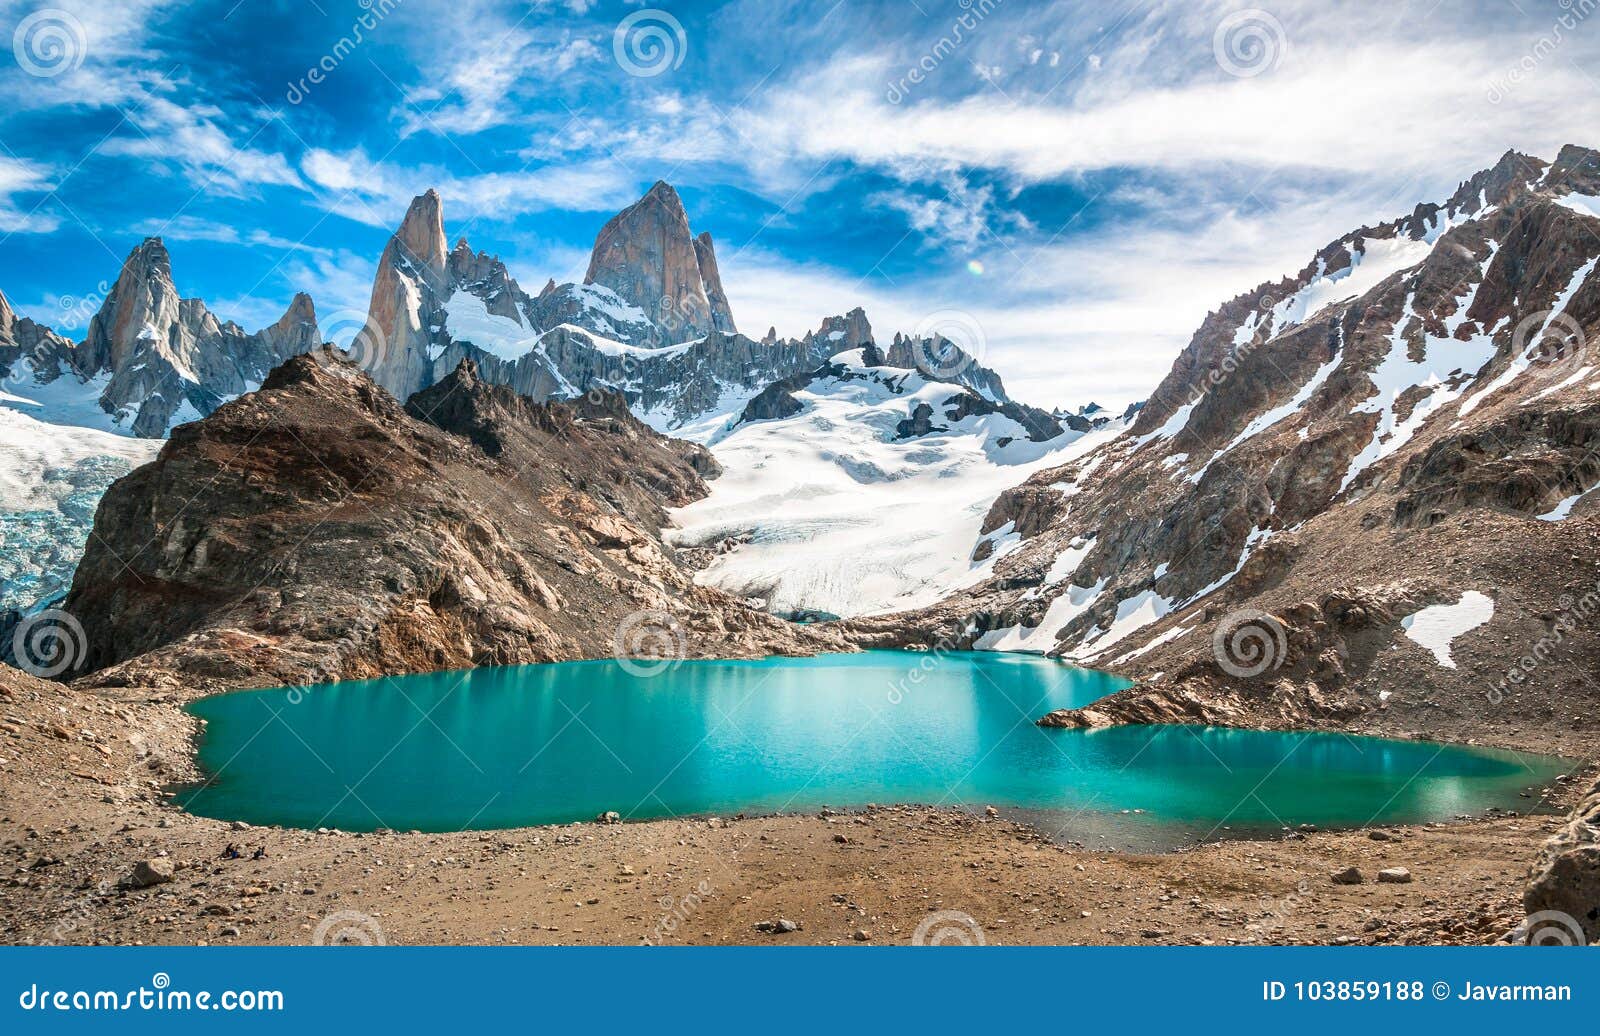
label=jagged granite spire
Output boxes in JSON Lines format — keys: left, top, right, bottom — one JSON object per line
{"left": 583, "top": 180, "right": 731, "bottom": 342}
{"left": 365, "top": 189, "right": 450, "bottom": 398}
{"left": 694, "top": 231, "right": 736, "bottom": 334}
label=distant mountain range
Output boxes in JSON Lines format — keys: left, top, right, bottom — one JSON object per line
{"left": 0, "top": 178, "right": 1073, "bottom": 626}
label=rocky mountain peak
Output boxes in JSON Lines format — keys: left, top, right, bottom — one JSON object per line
{"left": 395, "top": 188, "right": 449, "bottom": 282}
{"left": 694, "top": 231, "right": 736, "bottom": 333}
{"left": 1547, "top": 143, "right": 1600, "bottom": 193}
{"left": 583, "top": 180, "right": 728, "bottom": 343}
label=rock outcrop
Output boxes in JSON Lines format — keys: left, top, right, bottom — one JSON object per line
{"left": 60, "top": 352, "right": 845, "bottom": 694}
{"left": 584, "top": 181, "right": 731, "bottom": 343}
{"left": 1523, "top": 775, "right": 1600, "bottom": 943}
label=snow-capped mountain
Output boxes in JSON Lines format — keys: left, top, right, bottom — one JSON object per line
{"left": 668, "top": 347, "right": 1119, "bottom": 618}
{"left": 863, "top": 144, "right": 1600, "bottom": 743}
{"left": 1, "top": 248, "right": 318, "bottom": 618}
{"left": 356, "top": 184, "right": 1058, "bottom": 436}
{"left": 1, "top": 241, "right": 321, "bottom": 438}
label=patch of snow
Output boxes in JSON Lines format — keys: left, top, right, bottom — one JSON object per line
{"left": 671, "top": 356, "right": 1128, "bottom": 618}
{"left": 1399, "top": 591, "right": 1494, "bottom": 668}
{"left": 1044, "top": 536, "right": 1093, "bottom": 585}
{"left": 1109, "top": 622, "right": 1193, "bottom": 666}
{"left": 1340, "top": 279, "right": 1500, "bottom": 493}
{"left": 442, "top": 291, "right": 538, "bottom": 362}
{"left": 1269, "top": 235, "right": 1433, "bottom": 330}
{"left": 1458, "top": 256, "right": 1598, "bottom": 417}
{"left": 1069, "top": 588, "right": 1176, "bottom": 659}
{"left": 974, "top": 577, "right": 1107, "bottom": 653}
{"left": 1554, "top": 192, "right": 1600, "bottom": 221}
{"left": 1538, "top": 484, "right": 1596, "bottom": 521}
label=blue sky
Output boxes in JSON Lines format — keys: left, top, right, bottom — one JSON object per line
{"left": 1, "top": 0, "right": 1598, "bottom": 407}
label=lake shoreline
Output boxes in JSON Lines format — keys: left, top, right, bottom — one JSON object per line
{"left": 4, "top": 661, "right": 1596, "bottom": 946}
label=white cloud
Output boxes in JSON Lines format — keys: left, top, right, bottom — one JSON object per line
{"left": 300, "top": 147, "right": 640, "bottom": 230}
{"left": 0, "top": 156, "right": 60, "bottom": 234}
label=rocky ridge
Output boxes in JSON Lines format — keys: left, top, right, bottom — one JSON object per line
{"left": 848, "top": 145, "right": 1600, "bottom": 755}
{"left": 57, "top": 351, "right": 845, "bottom": 696}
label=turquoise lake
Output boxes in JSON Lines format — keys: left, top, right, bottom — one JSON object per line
{"left": 176, "top": 651, "right": 1568, "bottom": 846}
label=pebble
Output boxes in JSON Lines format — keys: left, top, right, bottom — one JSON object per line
{"left": 1377, "top": 867, "right": 1413, "bottom": 884}
{"left": 1330, "top": 867, "right": 1363, "bottom": 885}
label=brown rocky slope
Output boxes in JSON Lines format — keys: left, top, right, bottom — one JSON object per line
{"left": 55, "top": 351, "right": 845, "bottom": 698}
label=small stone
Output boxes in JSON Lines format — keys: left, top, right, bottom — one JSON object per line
{"left": 1368, "top": 830, "right": 1393, "bottom": 841}
{"left": 1330, "top": 867, "right": 1363, "bottom": 885}
{"left": 1377, "top": 867, "right": 1413, "bottom": 884}
{"left": 852, "top": 928, "right": 871, "bottom": 941}
{"left": 595, "top": 811, "right": 621, "bottom": 825}
{"left": 984, "top": 806, "right": 999, "bottom": 817}
{"left": 131, "top": 859, "right": 175, "bottom": 888}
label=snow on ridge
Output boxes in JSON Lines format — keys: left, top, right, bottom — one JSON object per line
{"left": 441, "top": 290, "right": 537, "bottom": 362}
{"left": 1554, "top": 192, "right": 1600, "bottom": 221}
{"left": 670, "top": 357, "right": 1122, "bottom": 619}
{"left": 1268, "top": 234, "right": 1433, "bottom": 332}
{"left": 1457, "top": 254, "right": 1598, "bottom": 418}
{"left": 1400, "top": 591, "right": 1495, "bottom": 668}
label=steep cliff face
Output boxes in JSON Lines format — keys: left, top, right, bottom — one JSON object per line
{"left": 61, "top": 352, "right": 844, "bottom": 693}
{"left": 856, "top": 145, "right": 1600, "bottom": 753}
{"left": 2, "top": 241, "right": 321, "bottom": 437}
{"left": 584, "top": 180, "right": 729, "bottom": 343}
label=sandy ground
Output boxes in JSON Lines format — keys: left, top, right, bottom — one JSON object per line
{"left": 2, "top": 669, "right": 1590, "bottom": 947}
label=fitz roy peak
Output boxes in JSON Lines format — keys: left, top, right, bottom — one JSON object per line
{"left": 356, "top": 182, "right": 1053, "bottom": 438}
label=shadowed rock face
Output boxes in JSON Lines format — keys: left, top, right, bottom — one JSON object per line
{"left": 2, "top": 240, "right": 321, "bottom": 437}
{"left": 62, "top": 352, "right": 843, "bottom": 693}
